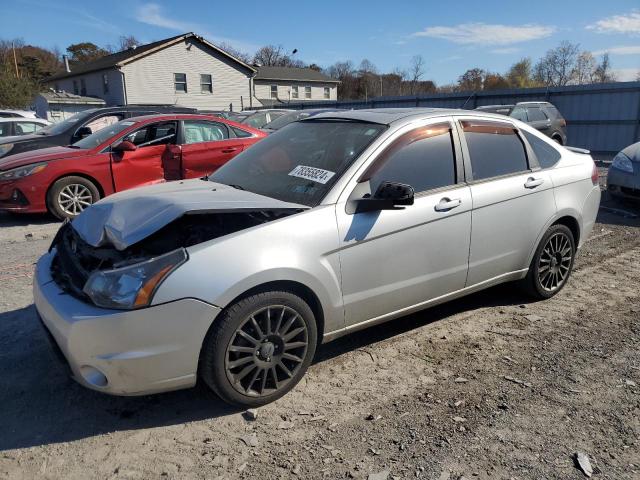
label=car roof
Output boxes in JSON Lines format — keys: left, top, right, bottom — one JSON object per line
{"left": 307, "top": 108, "right": 490, "bottom": 125}
{"left": 0, "top": 117, "right": 48, "bottom": 123}
{"left": 515, "top": 101, "right": 553, "bottom": 106}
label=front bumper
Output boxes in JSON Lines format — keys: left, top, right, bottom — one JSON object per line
{"left": 34, "top": 251, "right": 222, "bottom": 396}
{"left": 607, "top": 166, "right": 640, "bottom": 200}
{"left": 0, "top": 179, "right": 47, "bottom": 213}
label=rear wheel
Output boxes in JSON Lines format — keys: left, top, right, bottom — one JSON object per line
{"left": 522, "top": 224, "right": 575, "bottom": 299}
{"left": 200, "top": 290, "right": 317, "bottom": 407}
{"left": 47, "top": 176, "right": 100, "bottom": 220}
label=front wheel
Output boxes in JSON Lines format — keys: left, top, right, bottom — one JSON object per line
{"left": 522, "top": 224, "right": 576, "bottom": 299}
{"left": 47, "top": 176, "right": 100, "bottom": 220}
{"left": 199, "top": 290, "right": 317, "bottom": 407}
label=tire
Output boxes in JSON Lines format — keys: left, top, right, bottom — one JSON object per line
{"left": 47, "top": 176, "right": 100, "bottom": 220}
{"left": 552, "top": 135, "right": 563, "bottom": 145}
{"left": 522, "top": 224, "right": 576, "bottom": 299}
{"left": 199, "top": 290, "right": 318, "bottom": 407}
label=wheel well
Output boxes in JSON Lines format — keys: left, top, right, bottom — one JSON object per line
{"left": 551, "top": 133, "right": 563, "bottom": 145}
{"left": 45, "top": 173, "right": 105, "bottom": 204}
{"left": 552, "top": 216, "right": 580, "bottom": 246}
{"left": 227, "top": 280, "right": 325, "bottom": 338}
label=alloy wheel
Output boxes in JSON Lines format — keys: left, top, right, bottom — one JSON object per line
{"left": 538, "top": 232, "right": 573, "bottom": 292}
{"left": 224, "top": 305, "right": 309, "bottom": 397}
{"left": 57, "top": 184, "right": 93, "bottom": 216}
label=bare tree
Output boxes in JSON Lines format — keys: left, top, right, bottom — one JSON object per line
{"left": 534, "top": 41, "right": 580, "bottom": 86}
{"left": 252, "top": 45, "right": 304, "bottom": 67}
{"left": 118, "top": 35, "right": 140, "bottom": 52}
{"left": 217, "top": 42, "right": 251, "bottom": 64}
{"left": 458, "top": 68, "right": 486, "bottom": 91}
{"left": 408, "top": 55, "right": 425, "bottom": 94}
{"left": 574, "top": 51, "right": 596, "bottom": 84}
{"left": 593, "top": 53, "right": 615, "bottom": 83}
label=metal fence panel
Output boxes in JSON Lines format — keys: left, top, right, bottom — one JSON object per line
{"left": 252, "top": 81, "right": 640, "bottom": 154}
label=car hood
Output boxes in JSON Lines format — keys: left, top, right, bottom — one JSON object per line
{"left": 0, "top": 146, "right": 89, "bottom": 170}
{"left": 0, "top": 132, "right": 41, "bottom": 145}
{"left": 71, "top": 179, "right": 309, "bottom": 250}
{"left": 620, "top": 142, "right": 640, "bottom": 162}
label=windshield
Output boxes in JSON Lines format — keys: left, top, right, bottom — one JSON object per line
{"left": 37, "top": 109, "right": 98, "bottom": 136}
{"left": 72, "top": 121, "right": 136, "bottom": 149}
{"left": 263, "top": 111, "right": 313, "bottom": 131}
{"left": 209, "top": 120, "right": 386, "bottom": 206}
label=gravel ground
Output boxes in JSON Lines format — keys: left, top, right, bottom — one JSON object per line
{"left": 0, "top": 185, "right": 638, "bottom": 480}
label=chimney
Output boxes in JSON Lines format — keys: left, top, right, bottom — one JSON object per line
{"left": 63, "top": 55, "right": 70, "bottom": 73}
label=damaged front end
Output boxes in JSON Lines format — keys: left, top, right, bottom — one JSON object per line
{"left": 50, "top": 209, "right": 299, "bottom": 309}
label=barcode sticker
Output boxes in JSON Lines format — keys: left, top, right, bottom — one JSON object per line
{"left": 288, "top": 165, "right": 336, "bottom": 184}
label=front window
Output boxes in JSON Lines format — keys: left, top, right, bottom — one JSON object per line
{"left": 103, "top": 73, "right": 109, "bottom": 94}
{"left": 72, "top": 121, "right": 135, "bottom": 149}
{"left": 292, "top": 85, "right": 299, "bottom": 99}
{"left": 270, "top": 85, "right": 278, "bottom": 99}
{"left": 210, "top": 120, "right": 386, "bottom": 206}
{"left": 201, "top": 74, "right": 213, "bottom": 93}
{"left": 305, "top": 86, "right": 311, "bottom": 99}
{"left": 324, "top": 87, "right": 330, "bottom": 99}
{"left": 174, "top": 73, "right": 187, "bottom": 93}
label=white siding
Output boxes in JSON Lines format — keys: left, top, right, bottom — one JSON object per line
{"left": 53, "top": 70, "right": 125, "bottom": 106}
{"left": 253, "top": 80, "right": 338, "bottom": 103}
{"left": 121, "top": 40, "right": 253, "bottom": 110}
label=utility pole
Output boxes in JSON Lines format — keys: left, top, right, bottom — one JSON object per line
{"left": 12, "top": 41, "right": 19, "bottom": 78}
{"left": 379, "top": 76, "right": 383, "bottom": 97}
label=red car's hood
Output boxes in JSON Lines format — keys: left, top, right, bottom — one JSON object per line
{"left": 0, "top": 146, "right": 91, "bottom": 171}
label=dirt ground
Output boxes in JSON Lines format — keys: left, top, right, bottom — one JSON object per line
{"left": 0, "top": 182, "right": 639, "bottom": 480}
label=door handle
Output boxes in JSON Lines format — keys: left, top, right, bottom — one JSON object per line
{"left": 221, "top": 147, "right": 239, "bottom": 153}
{"left": 434, "top": 197, "right": 462, "bottom": 212}
{"left": 524, "top": 177, "right": 544, "bottom": 189}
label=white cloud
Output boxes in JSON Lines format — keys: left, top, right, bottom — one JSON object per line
{"left": 592, "top": 45, "right": 640, "bottom": 56}
{"left": 587, "top": 12, "right": 640, "bottom": 35}
{"left": 491, "top": 47, "right": 520, "bottom": 54}
{"left": 412, "top": 23, "right": 555, "bottom": 46}
{"left": 135, "top": 3, "right": 258, "bottom": 53}
{"left": 612, "top": 68, "right": 640, "bottom": 81}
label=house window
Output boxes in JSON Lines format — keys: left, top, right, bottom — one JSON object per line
{"left": 72, "top": 80, "right": 78, "bottom": 95}
{"left": 200, "top": 74, "right": 212, "bottom": 93}
{"left": 80, "top": 79, "right": 87, "bottom": 96}
{"left": 292, "top": 85, "right": 299, "bottom": 99}
{"left": 324, "top": 87, "right": 330, "bottom": 99}
{"left": 270, "top": 85, "right": 278, "bottom": 99}
{"left": 174, "top": 73, "right": 187, "bottom": 93}
{"left": 102, "top": 74, "right": 109, "bottom": 94}
{"left": 305, "top": 86, "right": 311, "bottom": 99}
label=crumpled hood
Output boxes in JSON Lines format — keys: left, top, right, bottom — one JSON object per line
{"left": 71, "top": 179, "right": 308, "bottom": 250}
{"left": 621, "top": 141, "right": 640, "bottom": 162}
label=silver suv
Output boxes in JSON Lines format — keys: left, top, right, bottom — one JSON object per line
{"left": 35, "top": 108, "right": 601, "bottom": 407}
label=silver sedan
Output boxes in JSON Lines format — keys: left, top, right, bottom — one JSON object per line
{"left": 34, "top": 108, "right": 601, "bottom": 407}
{"left": 607, "top": 141, "right": 640, "bottom": 201}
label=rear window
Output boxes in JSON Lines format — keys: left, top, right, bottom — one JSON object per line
{"left": 462, "top": 120, "right": 529, "bottom": 180}
{"left": 232, "top": 126, "right": 253, "bottom": 138}
{"left": 522, "top": 131, "right": 561, "bottom": 169}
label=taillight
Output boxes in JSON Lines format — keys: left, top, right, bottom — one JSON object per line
{"left": 591, "top": 162, "right": 599, "bottom": 186}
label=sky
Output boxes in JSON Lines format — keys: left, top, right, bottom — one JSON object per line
{"left": 2, "top": 0, "right": 639, "bottom": 85}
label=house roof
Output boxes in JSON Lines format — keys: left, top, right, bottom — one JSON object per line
{"left": 37, "top": 91, "right": 106, "bottom": 105}
{"left": 48, "top": 32, "right": 255, "bottom": 81}
{"left": 254, "top": 66, "right": 339, "bottom": 83}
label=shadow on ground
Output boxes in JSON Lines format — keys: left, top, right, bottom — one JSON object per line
{"left": 0, "top": 282, "right": 532, "bottom": 452}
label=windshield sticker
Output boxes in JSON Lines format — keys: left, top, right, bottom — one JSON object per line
{"left": 288, "top": 165, "right": 335, "bottom": 184}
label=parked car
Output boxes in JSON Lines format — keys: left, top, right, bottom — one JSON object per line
{"left": 0, "top": 114, "right": 265, "bottom": 219}
{"left": 607, "top": 141, "right": 640, "bottom": 201}
{"left": 0, "top": 118, "right": 50, "bottom": 137}
{"left": 35, "top": 109, "right": 600, "bottom": 407}
{"left": 0, "top": 109, "right": 39, "bottom": 119}
{"left": 228, "top": 109, "right": 291, "bottom": 129}
{"left": 475, "top": 102, "right": 567, "bottom": 145}
{"left": 0, "top": 105, "right": 196, "bottom": 160}
{"left": 261, "top": 109, "right": 340, "bottom": 133}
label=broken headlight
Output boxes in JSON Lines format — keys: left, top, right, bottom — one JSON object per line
{"left": 83, "top": 248, "right": 187, "bottom": 309}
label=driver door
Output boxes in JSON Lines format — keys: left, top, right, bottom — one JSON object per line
{"left": 110, "top": 121, "right": 177, "bottom": 192}
{"left": 335, "top": 121, "right": 472, "bottom": 327}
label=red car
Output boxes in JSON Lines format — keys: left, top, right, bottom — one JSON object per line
{"left": 0, "top": 114, "right": 266, "bottom": 219}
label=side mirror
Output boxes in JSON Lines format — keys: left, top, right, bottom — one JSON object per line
{"left": 352, "top": 181, "right": 415, "bottom": 214}
{"left": 75, "top": 126, "right": 92, "bottom": 139}
{"left": 112, "top": 140, "right": 137, "bottom": 153}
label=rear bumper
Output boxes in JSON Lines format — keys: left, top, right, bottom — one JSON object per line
{"left": 33, "top": 251, "right": 222, "bottom": 396}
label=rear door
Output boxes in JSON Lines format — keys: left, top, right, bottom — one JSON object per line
{"left": 180, "top": 119, "right": 243, "bottom": 178}
{"left": 110, "top": 121, "right": 178, "bottom": 191}
{"left": 458, "top": 118, "right": 556, "bottom": 286}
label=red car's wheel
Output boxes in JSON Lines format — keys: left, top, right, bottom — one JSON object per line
{"left": 47, "top": 176, "right": 100, "bottom": 220}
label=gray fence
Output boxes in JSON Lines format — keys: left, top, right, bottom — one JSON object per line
{"left": 253, "top": 81, "right": 640, "bottom": 155}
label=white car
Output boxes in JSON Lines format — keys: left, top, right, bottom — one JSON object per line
{"left": 0, "top": 118, "right": 50, "bottom": 138}
{"left": 0, "top": 109, "right": 39, "bottom": 119}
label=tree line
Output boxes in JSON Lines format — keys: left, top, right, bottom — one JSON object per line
{"left": 0, "top": 36, "right": 634, "bottom": 108}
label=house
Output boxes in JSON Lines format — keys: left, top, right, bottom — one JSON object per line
{"left": 252, "top": 66, "right": 339, "bottom": 107}
{"left": 35, "top": 91, "right": 105, "bottom": 123}
{"left": 47, "top": 33, "right": 256, "bottom": 111}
